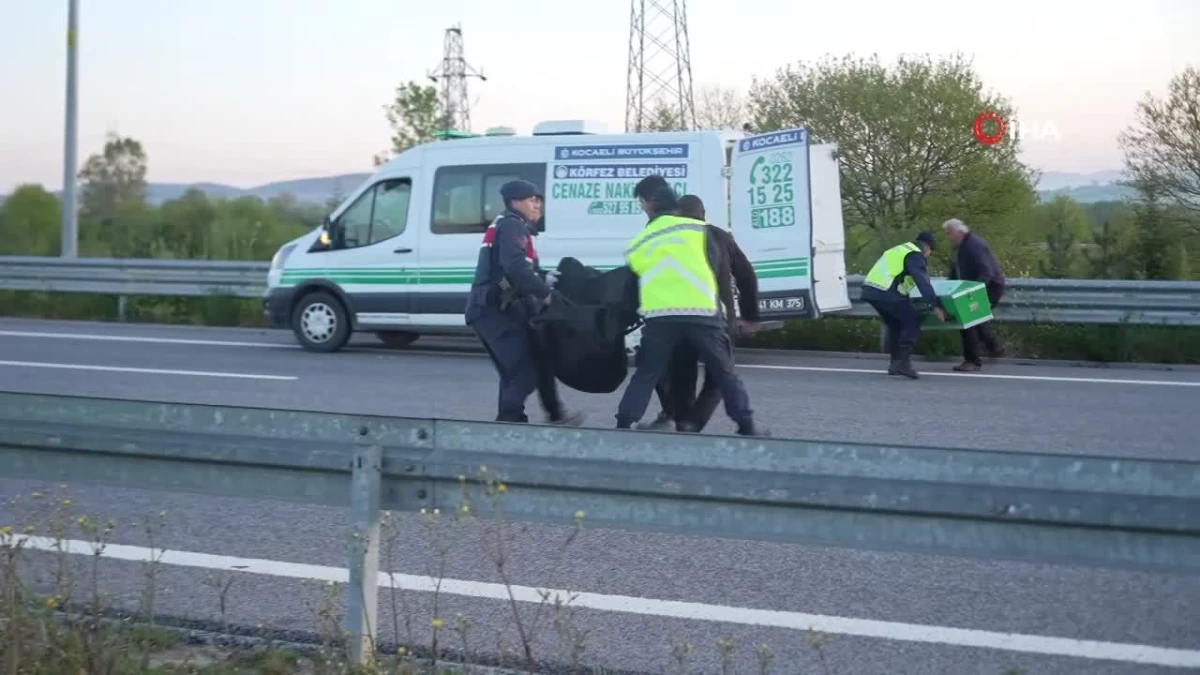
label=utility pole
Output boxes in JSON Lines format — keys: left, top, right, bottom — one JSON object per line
{"left": 427, "top": 24, "right": 486, "bottom": 132}
{"left": 625, "top": 0, "right": 696, "bottom": 133}
{"left": 60, "top": 0, "right": 80, "bottom": 258}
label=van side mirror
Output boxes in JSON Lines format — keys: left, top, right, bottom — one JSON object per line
{"left": 310, "top": 215, "right": 336, "bottom": 252}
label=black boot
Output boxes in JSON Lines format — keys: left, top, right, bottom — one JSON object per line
{"left": 635, "top": 410, "right": 673, "bottom": 431}
{"left": 892, "top": 346, "right": 919, "bottom": 379}
{"left": 736, "top": 421, "right": 771, "bottom": 437}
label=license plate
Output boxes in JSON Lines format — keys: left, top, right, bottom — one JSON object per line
{"left": 758, "top": 296, "right": 806, "bottom": 313}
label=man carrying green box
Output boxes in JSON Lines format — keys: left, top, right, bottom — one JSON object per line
{"left": 861, "top": 232, "right": 948, "bottom": 379}
{"left": 943, "top": 218, "right": 1007, "bottom": 371}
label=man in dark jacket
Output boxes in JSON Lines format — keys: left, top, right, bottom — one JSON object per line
{"left": 641, "top": 194, "right": 761, "bottom": 431}
{"left": 465, "top": 179, "right": 583, "bottom": 425}
{"left": 943, "top": 218, "right": 1006, "bottom": 372}
{"left": 616, "top": 176, "right": 766, "bottom": 436}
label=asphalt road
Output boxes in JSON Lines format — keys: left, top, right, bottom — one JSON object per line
{"left": 1, "top": 317, "right": 1198, "bottom": 674}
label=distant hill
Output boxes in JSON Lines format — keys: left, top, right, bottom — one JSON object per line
{"left": 1032, "top": 170, "right": 1135, "bottom": 203}
{"left": 142, "top": 173, "right": 373, "bottom": 205}
{"left": 1034, "top": 170, "right": 1127, "bottom": 192}
{"left": 4, "top": 168, "right": 1136, "bottom": 207}
{"left": 1037, "top": 182, "right": 1137, "bottom": 203}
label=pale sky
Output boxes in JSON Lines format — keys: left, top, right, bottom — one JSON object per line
{"left": 1, "top": 0, "right": 1197, "bottom": 193}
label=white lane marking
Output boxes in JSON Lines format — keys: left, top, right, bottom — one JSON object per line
{"left": 0, "top": 329, "right": 287, "bottom": 349}
{"left": 4, "top": 328, "right": 1198, "bottom": 388}
{"left": 16, "top": 537, "right": 1200, "bottom": 668}
{"left": 741, "top": 364, "right": 1200, "bottom": 388}
{"left": 0, "top": 360, "right": 296, "bottom": 381}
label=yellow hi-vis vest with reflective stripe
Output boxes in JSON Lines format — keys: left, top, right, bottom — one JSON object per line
{"left": 863, "top": 242, "right": 921, "bottom": 296}
{"left": 624, "top": 214, "right": 721, "bottom": 319}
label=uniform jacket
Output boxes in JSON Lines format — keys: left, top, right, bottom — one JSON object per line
{"left": 628, "top": 209, "right": 728, "bottom": 328}
{"left": 464, "top": 210, "right": 551, "bottom": 325}
{"left": 861, "top": 248, "right": 940, "bottom": 308}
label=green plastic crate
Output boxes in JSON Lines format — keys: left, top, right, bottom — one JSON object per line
{"left": 909, "top": 280, "right": 994, "bottom": 331}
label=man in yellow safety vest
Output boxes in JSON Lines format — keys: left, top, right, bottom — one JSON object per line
{"left": 860, "top": 232, "right": 947, "bottom": 379}
{"left": 615, "top": 175, "right": 767, "bottom": 436}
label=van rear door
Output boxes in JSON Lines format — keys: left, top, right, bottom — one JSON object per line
{"left": 729, "top": 128, "right": 816, "bottom": 320}
{"left": 807, "top": 144, "right": 852, "bottom": 314}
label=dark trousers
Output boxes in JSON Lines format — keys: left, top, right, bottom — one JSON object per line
{"left": 961, "top": 284, "right": 1005, "bottom": 364}
{"left": 862, "top": 288, "right": 920, "bottom": 356}
{"left": 653, "top": 347, "right": 693, "bottom": 423}
{"left": 471, "top": 311, "right": 562, "bottom": 423}
{"left": 654, "top": 340, "right": 723, "bottom": 431}
{"left": 618, "top": 319, "right": 753, "bottom": 431}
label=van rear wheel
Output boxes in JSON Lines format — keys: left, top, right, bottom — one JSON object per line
{"left": 376, "top": 331, "right": 419, "bottom": 348}
{"left": 292, "top": 290, "right": 351, "bottom": 353}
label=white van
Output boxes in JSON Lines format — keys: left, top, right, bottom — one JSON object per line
{"left": 262, "top": 121, "right": 852, "bottom": 353}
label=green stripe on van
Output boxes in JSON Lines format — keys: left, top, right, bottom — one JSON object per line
{"left": 751, "top": 257, "right": 808, "bottom": 279}
{"left": 279, "top": 258, "right": 810, "bottom": 285}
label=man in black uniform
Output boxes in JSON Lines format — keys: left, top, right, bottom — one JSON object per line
{"left": 464, "top": 179, "right": 584, "bottom": 425}
{"left": 640, "top": 194, "right": 761, "bottom": 432}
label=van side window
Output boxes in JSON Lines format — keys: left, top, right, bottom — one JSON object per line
{"left": 431, "top": 163, "right": 546, "bottom": 235}
{"left": 332, "top": 178, "right": 412, "bottom": 249}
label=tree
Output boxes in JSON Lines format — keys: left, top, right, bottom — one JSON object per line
{"left": 641, "top": 99, "right": 686, "bottom": 132}
{"left": 748, "top": 53, "right": 1038, "bottom": 269}
{"left": 77, "top": 133, "right": 148, "bottom": 225}
{"left": 155, "top": 188, "right": 218, "bottom": 259}
{"left": 1084, "top": 208, "right": 1136, "bottom": 279}
{"left": 1035, "top": 196, "right": 1090, "bottom": 278}
{"left": 1118, "top": 66, "right": 1200, "bottom": 223}
{"left": 1128, "top": 183, "right": 1187, "bottom": 280}
{"left": 695, "top": 84, "right": 747, "bottom": 130}
{"left": 375, "top": 82, "right": 444, "bottom": 165}
{"left": 637, "top": 86, "right": 746, "bottom": 132}
{"left": 0, "top": 184, "right": 61, "bottom": 255}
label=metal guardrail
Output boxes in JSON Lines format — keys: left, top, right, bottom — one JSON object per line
{"left": 2, "top": 255, "right": 1200, "bottom": 325}
{"left": 2, "top": 392, "right": 1198, "bottom": 665}
{"left": 844, "top": 277, "right": 1200, "bottom": 325}
{"left": 0, "top": 256, "right": 267, "bottom": 298}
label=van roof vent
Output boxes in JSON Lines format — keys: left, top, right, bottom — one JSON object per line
{"left": 531, "top": 120, "right": 607, "bottom": 136}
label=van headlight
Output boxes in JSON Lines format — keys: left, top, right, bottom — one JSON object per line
{"left": 270, "top": 243, "right": 297, "bottom": 270}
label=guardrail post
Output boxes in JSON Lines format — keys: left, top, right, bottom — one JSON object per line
{"left": 117, "top": 295, "right": 128, "bottom": 322}
{"left": 346, "top": 439, "right": 382, "bottom": 666}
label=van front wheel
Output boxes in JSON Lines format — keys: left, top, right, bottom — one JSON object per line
{"left": 292, "top": 290, "right": 351, "bottom": 353}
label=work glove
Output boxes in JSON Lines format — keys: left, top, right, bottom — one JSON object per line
{"left": 545, "top": 270, "right": 561, "bottom": 290}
